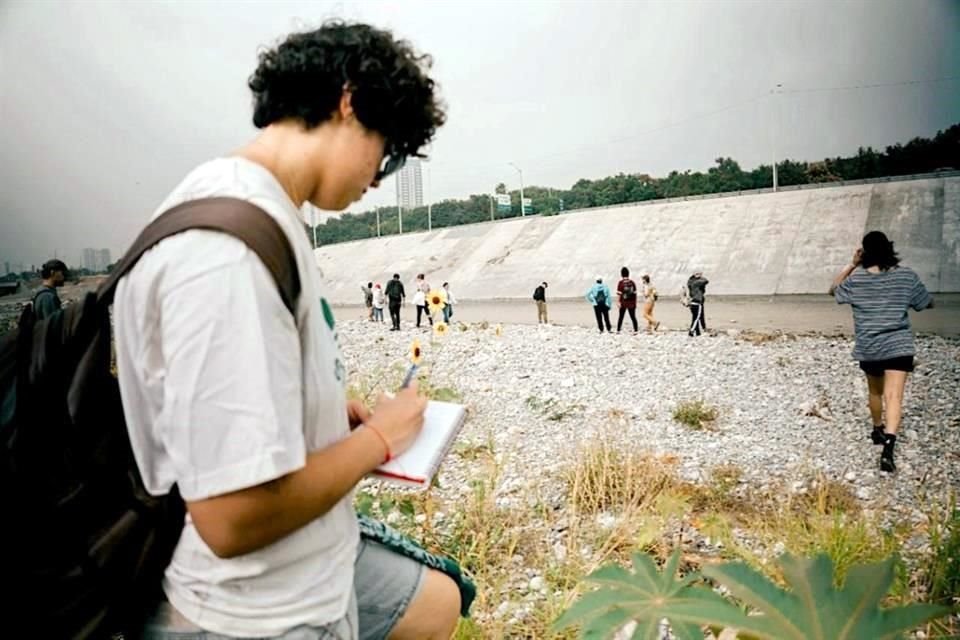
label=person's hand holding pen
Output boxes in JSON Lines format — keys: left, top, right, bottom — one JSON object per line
{"left": 349, "top": 363, "right": 426, "bottom": 464}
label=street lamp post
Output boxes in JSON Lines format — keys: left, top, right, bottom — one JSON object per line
{"left": 508, "top": 162, "right": 525, "bottom": 216}
{"left": 771, "top": 83, "right": 782, "bottom": 192}
{"left": 395, "top": 174, "right": 403, "bottom": 234}
{"left": 425, "top": 161, "right": 432, "bottom": 232}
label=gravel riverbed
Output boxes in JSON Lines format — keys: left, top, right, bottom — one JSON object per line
{"left": 341, "top": 320, "right": 960, "bottom": 513}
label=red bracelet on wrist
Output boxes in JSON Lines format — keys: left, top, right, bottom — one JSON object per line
{"left": 364, "top": 423, "right": 392, "bottom": 463}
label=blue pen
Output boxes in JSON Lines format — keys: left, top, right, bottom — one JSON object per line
{"left": 400, "top": 364, "right": 419, "bottom": 389}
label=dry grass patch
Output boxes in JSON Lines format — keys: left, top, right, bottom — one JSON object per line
{"left": 354, "top": 430, "right": 947, "bottom": 638}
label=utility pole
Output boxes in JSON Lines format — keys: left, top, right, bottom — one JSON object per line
{"left": 772, "top": 83, "right": 782, "bottom": 192}
{"left": 424, "top": 160, "right": 432, "bottom": 232}
{"left": 396, "top": 174, "right": 403, "bottom": 234}
{"left": 509, "top": 162, "right": 525, "bottom": 216}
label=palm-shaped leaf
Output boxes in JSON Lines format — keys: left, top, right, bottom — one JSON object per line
{"left": 554, "top": 550, "right": 752, "bottom": 639}
{"left": 702, "top": 553, "right": 952, "bottom": 640}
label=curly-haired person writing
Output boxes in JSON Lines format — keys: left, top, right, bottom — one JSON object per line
{"left": 114, "top": 23, "right": 458, "bottom": 639}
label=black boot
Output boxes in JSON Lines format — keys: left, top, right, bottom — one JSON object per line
{"left": 880, "top": 434, "right": 896, "bottom": 473}
{"left": 870, "top": 425, "right": 886, "bottom": 445}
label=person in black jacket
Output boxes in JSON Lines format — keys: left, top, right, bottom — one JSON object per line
{"left": 533, "top": 281, "right": 548, "bottom": 324}
{"left": 33, "top": 259, "right": 68, "bottom": 320}
{"left": 687, "top": 272, "right": 709, "bottom": 336}
{"left": 385, "top": 273, "right": 406, "bottom": 330}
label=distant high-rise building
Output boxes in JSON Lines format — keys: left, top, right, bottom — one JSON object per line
{"left": 3, "top": 261, "right": 9, "bottom": 276}
{"left": 395, "top": 157, "right": 423, "bottom": 210}
{"left": 82, "top": 248, "right": 112, "bottom": 272}
{"left": 83, "top": 248, "right": 97, "bottom": 272}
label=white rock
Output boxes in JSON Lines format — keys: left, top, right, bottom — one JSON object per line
{"left": 552, "top": 542, "right": 568, "bottom": 562}
{"left": 844, "top": 471, "right": 856, "bottom": 481}
{"left": 528, "top": 576, "right": 545, "bottom": 591}
{"left": 596, "top": 513, "right": 618, "bottom": 529}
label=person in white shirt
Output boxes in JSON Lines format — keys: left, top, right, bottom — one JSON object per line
{"left": 115, "top": 21, "right": 457, "bottom": 640}
{"left": 372, "top": 283, "right": 386, "bottom": 323}
{"left": 441, "top": 282, "right": 456, "bottom": 322}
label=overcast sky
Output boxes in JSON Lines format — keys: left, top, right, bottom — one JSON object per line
{"left": 1, "top": 0, "right": 958, "bottom": 269}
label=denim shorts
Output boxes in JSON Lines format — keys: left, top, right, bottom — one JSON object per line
{"left": 142, "top": 538, "right": 426, "bottom": 640}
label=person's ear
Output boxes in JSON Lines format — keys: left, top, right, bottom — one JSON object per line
{"left": 338, "top": 87, "right": 356, "bottom": 121}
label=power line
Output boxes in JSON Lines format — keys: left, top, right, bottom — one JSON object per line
{"left": 780, "top": 75, "right": 960, "bottom": 94}
{"left": 422, "top": 74, "right": 960, "bottom": 185}
{"left": 429, "top": 92, "right": 768, "bottom": 178}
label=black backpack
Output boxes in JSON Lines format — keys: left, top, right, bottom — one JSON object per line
{"left": 621, "top": 279, "right": 637, "bottom": 302}
{"left": 595, "top": 287, "right": 608, "bottom": 307}
{"left": 0, "top": 197, "right": 300, "bottom": 639}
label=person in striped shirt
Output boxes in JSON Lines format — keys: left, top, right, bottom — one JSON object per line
{"left": 830, "top": 231, "right": 934, "bottom": 473}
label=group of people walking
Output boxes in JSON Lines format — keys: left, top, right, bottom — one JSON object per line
{"left": 584, "top": 267, "right": 661, "bottom": 334}
{"left": 362, "top": 274, "right": 456, "bottom": 331}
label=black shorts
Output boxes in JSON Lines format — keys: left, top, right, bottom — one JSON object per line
{"left": 859, "top": 356, "right": 914, "bottom": 376}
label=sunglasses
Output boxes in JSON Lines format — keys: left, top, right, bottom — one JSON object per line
{"left": 375, "top": 151, "right": 406, "bottom": 182}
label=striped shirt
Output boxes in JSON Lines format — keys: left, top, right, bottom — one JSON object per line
{"left": 834, "top": 266, "right": 932, "bottom": 361}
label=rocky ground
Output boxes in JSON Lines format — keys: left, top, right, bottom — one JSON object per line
{"left": 341, "top": 319, "right": 960, "bottom": 519}
{"left": 341, "top": 318, "right": 960, "bottom": 637}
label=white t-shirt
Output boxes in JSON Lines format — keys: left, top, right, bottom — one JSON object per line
{"left": 114, "top": 157, "right": 358, "bottom": 637}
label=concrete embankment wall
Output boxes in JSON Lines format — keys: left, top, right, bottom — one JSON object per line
{"left": 314, "top": 176, "right": 960, "bottom": 303}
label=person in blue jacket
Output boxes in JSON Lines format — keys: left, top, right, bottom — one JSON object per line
{"left": 586, "top": 275, "right": 613, "bottom": 333}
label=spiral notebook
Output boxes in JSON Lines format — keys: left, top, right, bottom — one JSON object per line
{"left": 371, "top": 401, "right": 467, "bottom": 489}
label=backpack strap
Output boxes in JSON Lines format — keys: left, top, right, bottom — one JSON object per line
{"left": 97, "top": 197, "right": 300, "bottom": 314}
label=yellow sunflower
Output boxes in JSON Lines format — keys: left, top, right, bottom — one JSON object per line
{"left": 433, "top": 321, "right": 449, "bottom": 337}
{"left": 426, "top": 289, "right": 447, "bottom": 316}
{"left": 409, "top": 338, "right": 423, "bottom": 365}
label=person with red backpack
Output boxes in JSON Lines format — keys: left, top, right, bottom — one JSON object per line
{"left": 615, "top": 266, "right": 639, "bottom": 333}
{"left": 110, "top": 22, "right": 456, "bottom": 640}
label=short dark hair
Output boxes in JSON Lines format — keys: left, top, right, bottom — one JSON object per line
{"left": 249, "top": 21, "right": 446, "bottom": 158}
{"left": 861, "top": 231, "right": 900, "bottom": 270}
{"left": 642, "top": 274, "right": 650, "bottom": 283}
{"left": 367, "top": 281, "right": 373, "bottom": 288}
{"left": 620, "top": 267, "right": 629, "bottom": 277}
{"left": 41, "top": 259, "right": 68, "bottom": 279}
{"left": 393, "top": 273, "right": 400, "bottom": 279}
{"left": 542, "top": 282, "right": 548, "bottom": 287}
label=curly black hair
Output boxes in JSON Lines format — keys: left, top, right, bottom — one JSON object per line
{"left": 248, "top": 21, "right": 445, "bottom": 158}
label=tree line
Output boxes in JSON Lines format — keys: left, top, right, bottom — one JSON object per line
{"left": 310, "top": 123, "right": 958, "bottom": 245}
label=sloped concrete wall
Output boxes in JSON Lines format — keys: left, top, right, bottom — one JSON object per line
{"left": 315, "top": 176, "right": 959, "bottom": 304}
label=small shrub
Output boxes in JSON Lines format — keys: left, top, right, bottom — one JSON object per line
{"left": 526, "top": 395, "right": 584, "bottom": 422}
{"left": 672, "top": 399, "right": 719, "bottom": 430}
